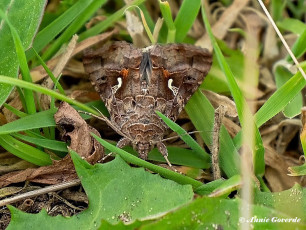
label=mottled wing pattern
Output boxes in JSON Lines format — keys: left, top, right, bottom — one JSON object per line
{"left": 83, "top": 41, "right": 143, "bottom": 100}
{"left": 83, "top": 41, "right": 143, "bottom": 125}
{"left": 149, "top": 44, "right": 212, "bottom": 121}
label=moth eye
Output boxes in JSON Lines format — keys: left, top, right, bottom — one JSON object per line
{"left": 100, "top": 75, "right": 107, "bottom": 83}
{"left": 186, "top": 76, "right": 193, "bottom": 81}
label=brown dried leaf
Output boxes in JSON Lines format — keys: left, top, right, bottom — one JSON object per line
{"left": 196, "top": 0, "right": 250, "bottom": 50}
{"left": 0, "top": 102, "right": 103, "bottom": 188}
{"left": 264, "top": 146, "right": 301, "bottom": 192}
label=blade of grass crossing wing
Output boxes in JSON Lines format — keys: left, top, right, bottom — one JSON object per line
{"left": 155, "top": 111, "right": 210, "bottom": 163}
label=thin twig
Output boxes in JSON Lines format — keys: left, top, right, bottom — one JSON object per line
{"left": 257, "top": 0, "right": 306, "bottom": 80}
{"left": 212, "top": 105, "right": 225, "bottom": 180}
{"left": 0, "top": 179, "right": 81, "bottom": 207}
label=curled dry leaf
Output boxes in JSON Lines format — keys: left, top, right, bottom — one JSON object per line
{"left": 54, "top": 101, "right": 103, "bottom": 163}
{"left": 264, "top": 146, "right": 302, "bottom": 192}
{"left": 0, "top": 102, "right": 103, "bottom": 188}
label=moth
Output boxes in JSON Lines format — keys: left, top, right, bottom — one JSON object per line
{"left": 83, "top": 41, "right": 212, "bottom": 165}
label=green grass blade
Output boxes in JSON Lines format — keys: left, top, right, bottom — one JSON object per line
{"left": 255, "top": 63, "right": 306, "bottom": 127}
{"left": 118, "top": 145, "right": 210, "bottom": 169}
{"left": 42, "top": 0, "right": 107, "bottom": 61}
{"left": 155, "top": 111, "right": 210, "bottom": 164}
{"left": 185, "top": 90, "right": 241, "bottom": 177}
{"left": 174, "top": 0, "right": 201, "bottom": 42}
{"left": 0, "top": 75, "right": 100, "bottom": 116}
{"left": 3, "top": 103, "right": 27, "bottom": 118}
{"left": 286, "top": 29, "right": 306, "bottom": 61}
{"left": 201, "top": 5, "right": 264, "bottom": 176}
{"left": 32, "top": 48, "right": 65, "bottom": 95}
{"left": 0, "top": 109, "right": 56, "bottom": 135}
{"left": 277, "top": 18, "right": 306, "bottom": 35}
{"left": 78, "top": 0, "right": 145, "bottom": 41}
{"left": 90, "top": 133, "right": 203, "bottom": 190}
{"left": 233, "top": 63, "right": 306, "bottom": 148}
{"left": 0, "top": 134, "right": 52, "bottom": 166}
{"left": 159, "top": 0, "right": 176, "bottom": 43}
{"left": 26, "top": 0, "right": 95, "bottom": 60}
{"left": 13, "top": 133, "right": 68, "bottom": 153}
{"left": 275, "top": 66, "right": 303, "bottom": 118}
{"left": 288, "top": 164, "right": 306, "bottom": 176}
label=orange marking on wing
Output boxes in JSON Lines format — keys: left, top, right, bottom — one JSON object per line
{"left": 163, "top": 69, "right": 170, "bottom": 78}
{"left": 121, "top": 69, "right": 129, "bottom": 78}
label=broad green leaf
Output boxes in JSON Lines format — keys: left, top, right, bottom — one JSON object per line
{"left": 254, "top": 183, "right": 306, "bottom": 221}
{"left": 0, "top": 0, "right": 46, "bottom": 107}
{"left": 185, "top": 90, "right": 241, "bottom": 177}
{"left": 7, "top": 153, "right": 193, "bottom": 229}
{"left": 0, "top": 109, "right": 56, "bottom": 135}
{"left": 0, "top": 134, "right": 52, "bottom": 166}
{"left": 0, "top": 10, "right": 37, "bottom": 114}
{"left": 138, "top": 196, "right": 305, "bottom": 229}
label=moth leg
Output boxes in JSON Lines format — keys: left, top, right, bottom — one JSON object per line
{"left": 156, "top": 142, "right": 178, "bottom": 172}
{"left": 102, "top": 138, "right": 131, "bottom": 161}
{"left": 117, "top": 137, "right": 131, "bottom": 148}
{"left": 78, "top": 110, "right": 129, "bottom": 140}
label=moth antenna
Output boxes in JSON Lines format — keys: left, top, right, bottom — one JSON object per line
{"left": 161, "top": 131, "right": 203, "bottom": 142}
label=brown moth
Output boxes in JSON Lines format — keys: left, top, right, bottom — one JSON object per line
{"left": 83, "top": 41, "right": 212, "bottom": 163}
